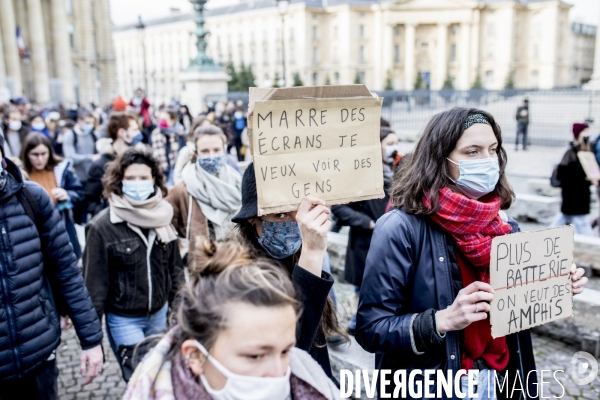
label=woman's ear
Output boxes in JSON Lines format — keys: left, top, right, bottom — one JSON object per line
{"left": 181, "top": 340, "right": 206, "bottom": 377}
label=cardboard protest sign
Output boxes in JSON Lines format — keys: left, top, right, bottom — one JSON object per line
{"left": 249, "top": 86, "right": 384, "bottom": 215}
{"left": 577, "top": 151, "right": 600, "bottom": 181}
{"left": 490, "top": 225, "right": 574, "bottom": 338}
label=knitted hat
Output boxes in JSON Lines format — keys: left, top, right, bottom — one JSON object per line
{"left": 380, "top": 127, "right": 396, "bottom": 142}
{"left": 231, "top": 162, "right": 259, "bottom": 223}
{"left": 572, "top": 123, "right": 589, "bottom": 140}
{"left": 113, "top": 96, "right": 128, "bottom": 111}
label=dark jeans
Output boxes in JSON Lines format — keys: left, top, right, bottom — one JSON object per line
{"left": 0, "top": 358, "right": 58, "bottom": 400}
{"left": 516, "top": 123, "right": 528, "bottom": 149}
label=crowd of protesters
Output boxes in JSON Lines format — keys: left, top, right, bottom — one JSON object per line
{"left": 0, "top": 89, "right": 592, "bottom": 400}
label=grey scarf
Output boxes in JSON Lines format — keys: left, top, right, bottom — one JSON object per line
{"left": 181, "top": 161, "right": 242, "bottom": 240}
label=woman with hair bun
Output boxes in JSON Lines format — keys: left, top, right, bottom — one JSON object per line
{"left": 124, "top": 240, "right": 340, "bottom": 400}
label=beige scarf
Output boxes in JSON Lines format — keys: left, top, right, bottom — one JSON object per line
{"left": 109, "top": 190, "right": 178, "bottom": 243}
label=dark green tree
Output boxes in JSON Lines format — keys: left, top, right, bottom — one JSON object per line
{"left": 442, "top": 75, "right": 454, "bottom": 90}
{"left": 272, "top": 74, "right": 280, "bottom": 88}
{"left": 354, "top": 72, "right": 361, "bottom": 84}
{"left": 504, "top": 72, "right": 515, "bottom": 89}
{"left": 226, "top": 63, "right": 240, "bottom": 92}
{"left": 238, "top": 63, "right": 256, "bottom": 90}
{"left": 384, "top": 70, "right": 393, "bottom": 90}
{"left": 471, "top": 73, "right": 483, "bottom": 89}
{"left": 413, "top": 71, "right": 424, "bottom": 90}
{"left": 325, "top": 75, "right": 331, "bottom": 85}
{"left": 292, "top": 73, "right": 304, "bottom": 86}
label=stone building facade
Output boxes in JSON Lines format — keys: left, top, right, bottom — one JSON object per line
{"left": 0, "top": 0, "right": 117, "bottom": 105}
{"left": 113, "top": 0, "right": 596, "bottom": 105}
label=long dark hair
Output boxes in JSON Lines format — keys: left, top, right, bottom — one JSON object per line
{"left": 235, "top": 220, "right": 348, "bottom": 342}
{"left": 102, "top": 148, "right": 167, "bottom": 199}
{"left": 21, "top": 132, "right": 63, "bottom": 172}
{"left": 393, "top": 107, "right": 514, "bottom": 215}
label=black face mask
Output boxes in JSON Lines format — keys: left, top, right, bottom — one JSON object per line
{"left": 583, "top": 136, "right": 590, "bottom": 144}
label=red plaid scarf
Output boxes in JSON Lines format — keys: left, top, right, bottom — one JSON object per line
{"left": 425, "top": 187, "right": 512, "bottom": 278}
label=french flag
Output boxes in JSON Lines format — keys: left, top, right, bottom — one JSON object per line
{"left": 16, "top": 26, "right": 25, "bottom": 58}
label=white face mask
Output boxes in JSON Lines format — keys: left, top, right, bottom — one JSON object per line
{"left": 8, "top": 120, "right": 22, "bottom": 131}
{"left": 195, "top": 340, "right": 292, "bottom": 400}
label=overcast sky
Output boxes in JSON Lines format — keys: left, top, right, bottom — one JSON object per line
{"left": 109, "top": 0, "right": 599, "bottom": 26}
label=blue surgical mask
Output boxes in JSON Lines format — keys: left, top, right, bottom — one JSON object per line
{"left": 198, "top": 154, "right": 226, "bottom": 174}
{"left": 122, "top": 180, "right": 155, "bottom": 201}
{"left": 257, "top": 221, "right": 302, "bottom": 259}
{"left": 127, "top": 132, "right": 144, "bottom": 146}
{"left": 81, "top": 123, "right": 94, "bottom": 134}
{"left": 447, "top": 158, "right": 500, "bottom": 199}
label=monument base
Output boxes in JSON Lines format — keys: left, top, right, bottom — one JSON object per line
{"left": 179, "top": 70, "right": 229, "bottom": 116}
{"left": 583, "top": 76, "right": 600, "bottom": 91}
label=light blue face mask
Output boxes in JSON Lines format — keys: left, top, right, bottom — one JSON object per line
{"left": 447, "top": 158, "right": 500, "bottom": 199}
{"left": 198, "top": 154, "right": 226, "bottom": 175}
{"left": 257, "top": 221, "right": 302, "bottom": 259}
{"left": 122, "top": 180, "right": 155, "bottom": 201}
{"left": 81, "top": 123, "right": 94, "bottom": 134}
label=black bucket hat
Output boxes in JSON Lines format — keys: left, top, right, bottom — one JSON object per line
{"left": 232, "top": 162, "right": 259, "bottom": 223}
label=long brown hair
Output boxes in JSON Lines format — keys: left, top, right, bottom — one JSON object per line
{"left": 102, "top": 148, "right": 167, "bottom": 199}
{"left": 172, "top": 239, "right": 300, "bottom": 353}
{"left": 235, "top": 220, "right": 348, "bottom": 342}
{"left": 21, "top": 132, "right": 63, "bottom": 172}
{"left": 393, "top": 107, "right": 514, "bottom": 215}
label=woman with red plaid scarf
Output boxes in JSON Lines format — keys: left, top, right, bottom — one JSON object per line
{"left": 355, "top": 108, "right": 588, "bottom": 400}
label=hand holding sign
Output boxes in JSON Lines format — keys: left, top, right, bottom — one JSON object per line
{"left": 436, "top": 281, "right": 495, "bottom": 335}
{"left": 297, "top": 196, "right": 331, "bottom": 277}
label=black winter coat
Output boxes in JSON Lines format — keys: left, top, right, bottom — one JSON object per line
{"left": 356, "top": 209, "right": 538, "bottom": 399}
{"left": 557, "top": 143, "right": 591, "bottom": 215}
{"left": 84, "top": 153, "right": 115, "bottom": 217}
{"left": 83, "top": 208, "right": 184, "bottom": 320}
{"left": 331, "top": 196, "right": 389, "bottom": 287}
{"left": 0, "top": 160, "right": 103, "bottom": 381}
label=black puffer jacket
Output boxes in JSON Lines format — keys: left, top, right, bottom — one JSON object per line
{"left": 83, "top": 208, "right": 184, "bottom": 320}
{"left": 0, "top": 159, "right": 103, "bottom": 381}
{"left": 356, "top": 209, "right": 538, "bottom": 399}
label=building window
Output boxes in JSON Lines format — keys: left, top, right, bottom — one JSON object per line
{"left": 358, "top": 71, "right": 365, "bottom": 84}
{"left": 359, "top": 46, "right": 365, "bottom": 62}
{"left": 451, "top": 26, "right": 457, "bottom": 36}
{"left": 533, "top": 44, "right": 539, "bottom": 60}
{"left": 251, "top": 51, "right": 256, "bottom": 65}
{"left": 66, "top": 0, "right": 73, "bottom": 14}
{"left": 485, "top": 70, "right": 494, "bottom": 87}
{"left": 450, "top": 44, "right": 456, "bottom": 61}
{"left": 290, "top": 46, "right": 295, "bottom": 65}
{"left": 67, "top": 23, "right": 75, "bottom": 48}
{"left": 313, "top": 26, "right": 318, "bottom": 40}
{"left": 394, "top": 45, "right": 400, "bottom": 63}
{"left": 333, "top": 46, "right": 338, "bottom": 63}
{"left": 531, "top": 70, "right": 539, "bottom": 88}
{"left": 334, "top": 72, "right": 340, "bottom": 85}
{"left": 333, "top": 26, "right": 338, "bottom": 39}
{"left": 276, "top": 48, "right": 282, "bottom": 64}
{"left": 487, "top": 46, "right": 494, "bottom": 60}
{"left": 359, "top": 12, "right": 365, "bottom": 18}
{"left": 313, "top": 14, "right": 318, "bottom": 20}
{"left": 394, "top": 26, "right": 400, "bottom": 36}
{"left": 313, "top": 47, "right": 318, "bottom": 64}
{"left": 264, "top": 74, "right": 269, "bottom": 86}
{"left": 359, "top": 25, "right": 365, "bottom": 38}
{"left": 488, "top": 24, "right": 495, "bottom": 37}
{"left": 263, "top": 48, "right": 268, "bottom": 66}
{"left": 312, "top": 72, "right": 318, "bottom": 85}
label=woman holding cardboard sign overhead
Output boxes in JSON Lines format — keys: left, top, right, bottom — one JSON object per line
{"left": 355, "top": 108, "right": 589, "bottom": 399}
{"left": 232, "top": 162, "right": 347, "bottom": 383}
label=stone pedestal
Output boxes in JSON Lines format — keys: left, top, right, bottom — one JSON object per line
{"left": 179, "top": 70, "right": 229, "bottom": 116}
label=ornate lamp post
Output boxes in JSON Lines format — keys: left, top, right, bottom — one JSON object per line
{"left": 187, "top": 0, "right": 222, "bottom": 72}
{"left": 135, "top": 15, "right": 148, "bottom": 94}
{"left": 276, "top": 0, "right": 290, "bottom": 87}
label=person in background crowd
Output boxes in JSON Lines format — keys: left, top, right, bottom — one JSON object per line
{"left": 29, "top": 114, "right": 51, "bottom": 137}
{"left": 551, "top": 123, "right": 597, "bottom": 235}
{"left": 167, "top": 126, "right": 242, "bottom": 264}
{"left": 356, "top": 108, "right": 589, "bottom": 399}
{"left": 21, "top": 133, "right": 84, "bottom": 259}
{"left": 213, "top": 102, "right": 232, "bottom": 149}
{"left": 113, "top": 96, "right": 128, "bottom": 112}
{"left": 124, "top": 240, "right": 340, "bottom": 400}
{"left": 130, "top": 88, "right": 152, "bottom": 143}
{"left": 179, "top": 105, "right": 192, "bottom": 136}
{"left": 83, "top": 149, "right": 184, "bottom": 381}
{"left": 230, "top": 107, "right": 247, "bottom": 162}
{"left": 331, "top": 126, "right": 399, "bottom": 335}
{"left": 62, "top": 110, "right": 100, "bottom": 187}
{"left": 53, "top": 119, "right": 75, "bottom": 157}
{"left": 0, "top": 133, "right": 104, "bottom": 398}
{"left": 173, "top": 116, "right": 212, "bottom": 185}
{"left": 45, "top": 110, "right": 61, "bottom": 139}
{"left": 151, "top": 108, "right": 182, "bottom": 186}
{"left": 515, "top": 98, "right": 530, "bottom": 151}
{"left": 232, "top": 164, "right": 345, "bottom": 382}
{"left": 2, "top": 106, "right": 29, "bottom": 158}
{"left": 85, "top": 112, "right": 145, "bottom": 218}
{"left": 10, "top": 96, "right": 30, "bottom": 118}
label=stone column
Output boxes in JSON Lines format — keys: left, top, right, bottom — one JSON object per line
{"left": 404, "top": 23, "right": 416, "bottom": 90}
{"left": 0, "top": 0, "right": 22, "bottom": 96}
{"left": 436, "top": 23, "right": 448, "bottom": 90}
{"left": 584, "top": 8, "right": 600, "bottom": 89}
{"left": 459, "top": 22, "right": 471, "bottom": 90}
{"left": 50, "top": 0, "right": 75, "bottom": 102}
{"left": 27, "top": 0, "right": 51, "bottom": 102}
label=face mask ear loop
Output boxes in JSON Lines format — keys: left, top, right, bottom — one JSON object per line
{"left": 194, "top": 340, "right": 232, "bottom": 379}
